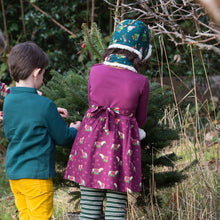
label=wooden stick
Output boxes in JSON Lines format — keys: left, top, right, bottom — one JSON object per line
{"left": 0, "top": 0, "right": 9, "bottom": 48}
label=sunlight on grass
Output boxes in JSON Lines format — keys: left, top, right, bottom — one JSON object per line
{"left": 52, "top": 187, "right": 80, "bottom": 220}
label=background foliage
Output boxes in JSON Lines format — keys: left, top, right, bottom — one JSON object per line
{"left": 0, "top": 0, "right": 111, "bottom": 81}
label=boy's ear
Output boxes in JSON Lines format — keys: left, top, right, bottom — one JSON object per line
{"left": 32, "top": 68, "right": 41, "bottom": 78}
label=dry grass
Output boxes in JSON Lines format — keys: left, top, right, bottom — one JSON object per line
{"left": 52, "top": 187, "right": 80, "bottom": 220}
{"left": 124, "top": 107, "right": 219, "bottom": 219}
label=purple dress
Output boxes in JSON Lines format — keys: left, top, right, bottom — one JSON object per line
{"left": 64, "top": 64, "right": 149, "bottom": 192}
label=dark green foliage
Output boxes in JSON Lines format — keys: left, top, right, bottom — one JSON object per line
{"left": 68, "top": 190, "right": 81, "bottom": 204}
{"left": 141, "top": 84, "right": 179, "bottom": 151}
{"left": 154, "top": 153, "right": 181, "bottom": 168}
{"left": 138, "top": 83, "right": 188, "bottom": 205}
{"left": 41, "top": 69, "right": 89, "bottom": 122}
{"left": 53, "top": 163, "right": 79, "bottom": 188}
{"left": 40, "top": 69, "right": 89, "bottom": 185}
{"left": 81, "top": 23, "right": 106, "bottom": 62}
{"left": 0, "top": 122, "right": 8, "bottom": 148}
{"left": 0, "top": 0, "right": 112, "bottom": 83}
{"left": 40, "top": 23, "right": 106, "bottom": 187}
{"left": 153, "top": 171, "right": 186, "bottom": 188}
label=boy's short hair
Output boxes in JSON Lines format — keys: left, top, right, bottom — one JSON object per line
{"left": 8, "top": 41, "right": 49, "bottom": 82}
{"left": 0, "top": 31, "right": 5, "bottom": 55}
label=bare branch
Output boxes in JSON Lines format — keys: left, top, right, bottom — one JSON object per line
{"left": 104, "top": 0, "right": 220, "bottom": 55}
{"left": 20, "top": 0, "right": 27, "bottom": 40}
{"left": 1, "top": 0, "right": 9, "bottom": 49}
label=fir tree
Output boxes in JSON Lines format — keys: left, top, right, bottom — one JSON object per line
{"left": 41, "top": 23, "right": 197, "bottom": 205}
{"left": 41, "top": 69, "right": 89, "bottom": 186}
{"left": 138, "top": 83, "right": 186, "bottom": 206}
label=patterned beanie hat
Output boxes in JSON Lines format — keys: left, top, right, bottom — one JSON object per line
{"left": 108, "top": 19, "right": 152, "bottom": 60}
{"left": 103, "top": 19, "right": 152, "bottom": 72}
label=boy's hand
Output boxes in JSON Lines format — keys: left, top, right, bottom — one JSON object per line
{"left": 70, "top": 121, "right": 81, "bottom": 130}
{"left": 36, "top": 91, "right": 68, "bottom": 119}
{"left": 57, "top": 107, "right": 68, "bottom": 118}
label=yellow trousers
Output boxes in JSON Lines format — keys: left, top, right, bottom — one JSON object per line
{"left": 9, "top": 178, "right": 53, "bottom": 220}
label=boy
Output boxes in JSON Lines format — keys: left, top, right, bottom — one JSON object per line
{"left": 3, "top": 41, "right": 81, "bottom": 220}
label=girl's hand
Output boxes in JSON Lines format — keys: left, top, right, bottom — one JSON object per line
{"left": 70, "top": 121, "right": 81, "bottom": 130}
{"left": 37, "top": 90, "right": 43, "bottom": 96}
{"left": 57, "top": 107, "right": 68, "bottom": 118}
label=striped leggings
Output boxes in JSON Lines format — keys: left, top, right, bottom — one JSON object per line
{"left": 79, "top": 186, "right": 127, "bottom": 220}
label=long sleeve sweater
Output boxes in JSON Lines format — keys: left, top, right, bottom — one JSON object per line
{"left": 3, "top": 87, "right": 77, "bottom": 179}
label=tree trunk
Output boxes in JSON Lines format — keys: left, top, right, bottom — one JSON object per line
{"left": 0, "top": 0, "right": 9, "bottom": 50}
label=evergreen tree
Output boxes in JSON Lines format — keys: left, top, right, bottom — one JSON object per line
{"left": 41, "top": 23, "right": 196, "bottom": 205}
{"left": 138, "top": 84, "right": 186, "bottom": 206}
{"left": 41, "top": 69, "right": 89, "bottom": 186}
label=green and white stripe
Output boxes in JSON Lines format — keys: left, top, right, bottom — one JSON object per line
{"left": 79, "top": 186, "right": 127, "bottom": 220}
{"left": 105, "top": 191, "right": 127, "bottom": 220}
{"left": 79, "top": 186, "right": 104, "bottom": 220}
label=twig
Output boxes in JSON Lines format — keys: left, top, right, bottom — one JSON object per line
{"left": 104, "top": 0, "right": 220, "bottom": 54}
{"left": 0, "top": 0, "right": 9, "bottom": 48}
{"left": 25, "top": 0, "right": 77, "bottom": 38}
{"left": 20, "top": 0, "right": 27, "bottom": 40}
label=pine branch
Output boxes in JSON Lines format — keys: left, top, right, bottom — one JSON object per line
{"left": 153, "top": 170, "right": 187, "bottom": 189}
{"left": 91, "top": 23, "right": 106, "bottom": 56}
{"left": 155, "top": 153, "right": 182, "bottom": 168}
{"left": 81, "top": 23, "right": 101, "bottom": 59}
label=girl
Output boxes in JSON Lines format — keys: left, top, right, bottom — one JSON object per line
{"left": 65, "top": 19, "right": 152, "bottom": 220}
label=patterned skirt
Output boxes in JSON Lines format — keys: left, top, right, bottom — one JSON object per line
{"left": 64, "top": 105, "right": 142, "bottom": 192}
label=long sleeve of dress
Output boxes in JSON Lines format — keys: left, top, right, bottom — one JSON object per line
{"left": 88, "top": 78, "right": 91, "bottom": 106}
{"left": 135, "top": 77, "right": 150, "bottom": 127}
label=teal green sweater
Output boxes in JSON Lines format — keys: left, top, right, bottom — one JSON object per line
{"left": 3, "top": 87, "right": 77, "bottom": 180}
